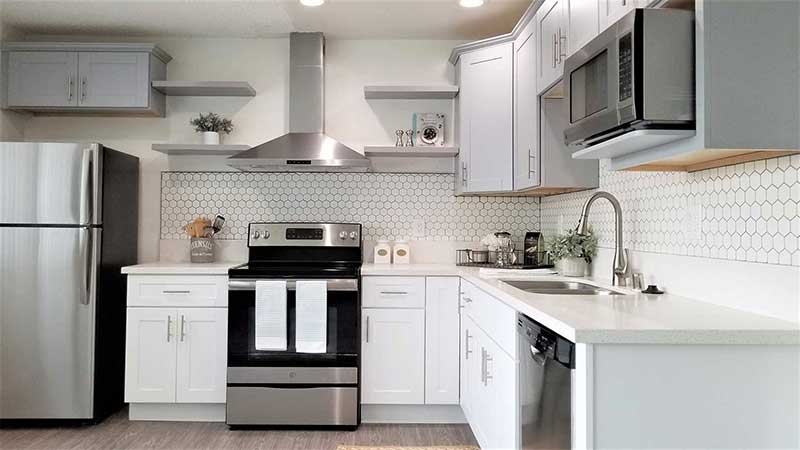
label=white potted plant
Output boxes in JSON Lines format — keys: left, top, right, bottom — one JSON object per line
{"left": 190, "top": 112, "right": 234, "bottom": 145}
{"left": 546, "top": 228, "right": 598, "bottom": 277}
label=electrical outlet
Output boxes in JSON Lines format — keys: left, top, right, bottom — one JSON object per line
{"left": 412, "top": 219, "right": 426, "bottom": 238}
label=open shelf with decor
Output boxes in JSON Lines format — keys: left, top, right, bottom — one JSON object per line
{"left": 151, "top": 144, "right": 250, "bottom": 156}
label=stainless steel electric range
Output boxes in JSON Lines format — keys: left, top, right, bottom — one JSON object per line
{"left": 226, "top": 223, "right": 362, "bottom": 429}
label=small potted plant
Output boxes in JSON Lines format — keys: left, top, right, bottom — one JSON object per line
{"left": 190, "top": 112, "right": 234, "bottom": 145}
{"left": 546, "top": 228, "right": 598, "bottom": 277}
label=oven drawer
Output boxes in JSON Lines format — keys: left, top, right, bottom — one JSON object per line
{"left": 363, "top": 277, "right": 425, "bottom": 308}
{"left": 127, "top": 275, "right": 228, "bottom": 307}
{"left": 226, "top": 386, "right": 358, "bottom": 426}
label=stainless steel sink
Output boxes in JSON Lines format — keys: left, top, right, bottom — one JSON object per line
{"left": 502, "top": 280, "right": 625, "bottom": 296}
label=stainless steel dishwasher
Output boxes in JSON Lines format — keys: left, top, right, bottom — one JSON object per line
{"left": 518, "top": 313, "right": 575, "bottom": 450}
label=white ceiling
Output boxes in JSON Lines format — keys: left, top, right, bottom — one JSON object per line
{"left": 0, "top": 0, "right": 530, "bottom": 40}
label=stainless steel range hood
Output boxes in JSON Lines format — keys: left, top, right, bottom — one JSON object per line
{"left": 228, "top": 33, "right": 369, "bottom": 172}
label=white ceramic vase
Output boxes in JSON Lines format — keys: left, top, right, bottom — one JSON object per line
{"left": 202, "top": 131, "right": 220, "bottom": 145}
{"left": 558, "top": 257, "right": 587, "bottom": 277}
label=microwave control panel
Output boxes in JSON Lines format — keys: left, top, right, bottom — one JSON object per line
{"left": 619, "top": 33, "right": 633, "bottom": 101}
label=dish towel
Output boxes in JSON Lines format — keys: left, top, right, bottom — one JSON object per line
{"left": 255, "top": 280, "right": 287, "bottom": 351}
{"left": 295, "top": 280, "right": 328, "bottom": 354}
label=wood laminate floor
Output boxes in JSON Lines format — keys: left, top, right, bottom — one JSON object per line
{"left": 1, "top": 409, "right": 478, "bottom": 450}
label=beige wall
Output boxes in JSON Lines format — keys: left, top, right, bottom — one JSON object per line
{"left": 19, "top": 36, "right": 463, "bottom": 262}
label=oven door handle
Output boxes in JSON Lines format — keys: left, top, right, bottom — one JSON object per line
{"left": 228, "top": 279, "right": 359, "bottom": 292}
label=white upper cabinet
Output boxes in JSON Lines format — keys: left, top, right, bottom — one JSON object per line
{"left": 78, "top": 52, "right": 150, "bottom": 108}
{"left": 125, "top": 308, "right": 178, "bottom": 403}
{"left": 568, "top": 0, "right": 601, "bottom": 57}
{"left": 457, "top": 42, "right": 514, "bottom": 193}
{"left": 175, "top": 308, "right": 228, "bottom": 404}
{"left": 424, "top": 277, "right": 461, "bottom": 405}
{"left": 6, "top": 51, "right": 79, "bottom": 107}
{"left": 536, "top": 0, "right": 568, "bottom": 94}
{"left": 2, "top": 43, "right": 169, "bottom": 116}
{"left": 514, "top": 18, "right": 540, "bottom": 190}
{"left": 361, "top": 308, "right": 426, "bottom": 404}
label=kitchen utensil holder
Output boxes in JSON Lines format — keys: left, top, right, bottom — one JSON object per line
{"left": 456, "top": 249, "right": 552, "bottom": 269}
{"left": 190, "top": 237, "right": 215, "bottom": 263}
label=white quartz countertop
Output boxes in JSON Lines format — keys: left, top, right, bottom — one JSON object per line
{"left": 121, "top": 262, "right": 244, "bottom": 275}
{"left": 361, "top": 263, "right": 800, "bottom": 345}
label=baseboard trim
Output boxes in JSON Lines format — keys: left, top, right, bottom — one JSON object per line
{"left": 361, "top": 404, "right": 466, "bottom": 424}
{"left": 128, "top": 403, "right": 225, "bottom": 422}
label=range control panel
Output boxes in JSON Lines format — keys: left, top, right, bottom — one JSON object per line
{"left": 248, "top": 223, "right": 361, "bottom": 248}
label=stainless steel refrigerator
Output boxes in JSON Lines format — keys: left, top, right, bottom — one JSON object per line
{"left": 0, "top": 142, "right": 139, "bottom": 423}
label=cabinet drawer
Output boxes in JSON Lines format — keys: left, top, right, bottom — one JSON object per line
{"left": 127, "top": 275, "right": 228, "bottom": 307}
{"left": 362, "top": 277, "right": 425, "bottom": 308}
{"left": 462, "top": 280, "right": 516, "bottom": 358}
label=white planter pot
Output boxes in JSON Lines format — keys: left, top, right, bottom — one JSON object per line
{"left": 558, "top": 257, "right": 587, "bottom": 277}
{"left": 202, "top": 131, "right": 220, "bottom": 145}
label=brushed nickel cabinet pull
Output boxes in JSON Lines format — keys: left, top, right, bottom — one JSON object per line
{"left": 166, "top": 315, "right": 173, "bottom": 343}
{"left": 180, "top": 315, "right": 187, "bottom": 342}
{"left": 365, "top": 315, "right": 370, "bottom": 343}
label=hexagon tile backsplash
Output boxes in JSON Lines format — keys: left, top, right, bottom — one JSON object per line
{"left": 540, "top": 155, "right": 800, "bottom": 267}
{"left": 161, "top": 172, "right": 540, "bottom": 242}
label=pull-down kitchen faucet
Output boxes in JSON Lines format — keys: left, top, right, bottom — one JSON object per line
{"left": 576, "top": 191, "right": 630, "bottom": 287}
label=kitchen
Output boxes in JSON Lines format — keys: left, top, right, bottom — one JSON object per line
{"left": 1, "top": 0, "right": 799, "bottom": 449}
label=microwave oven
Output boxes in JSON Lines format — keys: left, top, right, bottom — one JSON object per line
{"left": 563, "top": 8, "right": 695, "bottom": 150}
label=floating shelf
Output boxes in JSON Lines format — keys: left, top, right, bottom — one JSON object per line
{"left": 365, "top": 146, "right": 458, "bottom": 174}
{"left": 364, "top": 84, "right": 459, "bottom": 100}
{"left": 152, "top": 144, "right": 250, "bottom": 156}
{"left": 152, "top": 81, "right": 256, "bottom": 97}
{"left": 364, "top": 146, "right": 459, "bottom": 157}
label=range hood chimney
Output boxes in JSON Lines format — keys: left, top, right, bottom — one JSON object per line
{"left": 228, "top": 32, "right": 370, "bottom": 172}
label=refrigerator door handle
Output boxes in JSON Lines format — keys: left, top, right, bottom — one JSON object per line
{"left": 81, "top": 228, "right": 98, "bottom": 306}
{"left": 78, "top": 148, "right": 93, "bottom": 225}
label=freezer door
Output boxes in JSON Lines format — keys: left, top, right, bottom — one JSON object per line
{"left": 0, "top": 142, "right": 101, "bottom": 225}
{"left": 0, "top": 226, "right": 99, "bottom": 419}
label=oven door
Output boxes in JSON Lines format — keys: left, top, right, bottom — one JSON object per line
{"left": 564, "top": 10, "right": 637, "bottom": 147}
{"left": 227, "top": 278, "right": 360, "bottom": 368}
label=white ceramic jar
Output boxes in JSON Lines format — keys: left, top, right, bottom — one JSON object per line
{"left": 374, "top": 240, "right": 392, "bottom": 264}
{"left": 393, "top": 240, "right": 410, "bottom": 264}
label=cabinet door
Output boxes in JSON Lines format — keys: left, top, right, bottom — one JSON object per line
{"left": 482, "top": 336, "right": 518, "bottom": 450}
{"left": 176, "top": 308, "right": 228, "bottom": 403}
{"left": 569, "top": 0, "right": 600, "bottom": 57}
{"left": 459, "top": 43, "right": 514, "bottom": 193}
{"left": 361, "top": 308, "right": 425, "bottom": 404}
{"left": 537, "top": 0, "right": 567, "bottom": 94}
{"left": 514, "top": 19, "right": 541, "bottom": 190}
{"left": 466, "top": 321, "right": 492, "bottom": 448}
{"left": 425, "top": 277, "right": 460, "bottom": 405}
{"left": 125, "top": 308, "right": 177, "bottom": 403}
{"left": 460, "top": 313, "right": 477, "bottom": 424}
{"left": 599, "top": 0, "right": 636, "bottom": 30}
{"left": 6, "top": 52, "right": 78, "bottom": 107}
{"left": 78, "top": 52, "right": 149, "bottom": 108}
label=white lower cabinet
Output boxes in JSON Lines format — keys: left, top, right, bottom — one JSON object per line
{"left": 176, "top": 308, "right": 228, "bottom": 403}
{"left": 361, "top": 308, "right": 426, "bottom": 404}
{"left": 125, "top": 308, "right": 178, "bottom": 403}
{"left": 361, "top": 276, "right": 461, "bottom": 406}
{"left": 425, "top": 277, "right": 461, "bottom": 404}
{"left": 461, "top": 287, "right": 519, "bottom": 450}
{"left": 125, "top": 306, "right": 227, "bottom": 404}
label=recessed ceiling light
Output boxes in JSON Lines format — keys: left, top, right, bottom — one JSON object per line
{"left": 459, "top": 0, "right": 485, "bottom": 7}
{"left": 300, "top": 0, "right": 325, "bottom": 6}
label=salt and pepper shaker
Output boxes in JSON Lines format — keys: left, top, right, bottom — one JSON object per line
{"left": 405, "top": 129, "right": 414, "bottom": 147}
{"left": 395, "top": 130, "right": 405, "bottom": 147}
